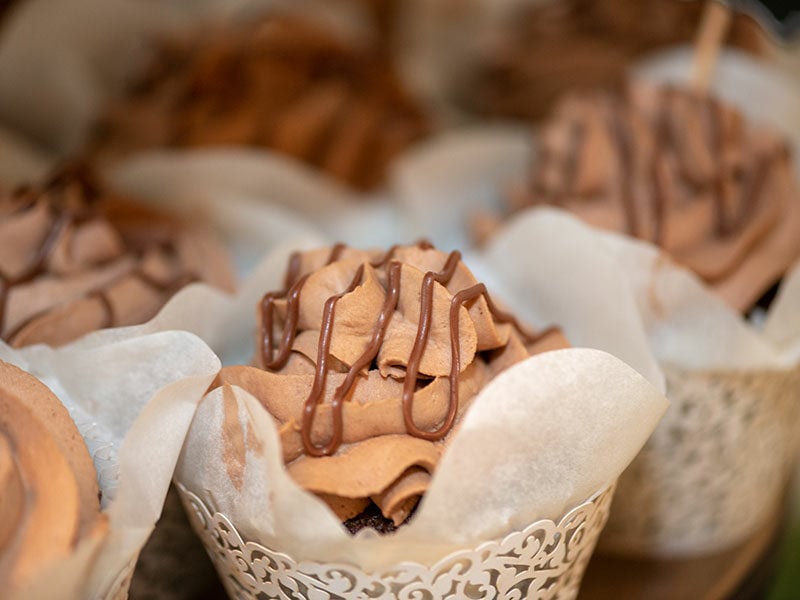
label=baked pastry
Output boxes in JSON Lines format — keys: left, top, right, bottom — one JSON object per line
{"left": 0, "top": 359, "right": 106, "bottom": 593}
{"left": 459, "top": 0, "right": 765, "bottom": 121}
{"left": 502, "top": 81, "right": 800, "bottom": 314}
{"left": 92, "top": 15, "right": 431, "bottom": 191}
{"left": 0, "top": 163, "right": 235, "bottom": 347}
{"left": 215, "top": 242, "right": 568, "bottom": 532}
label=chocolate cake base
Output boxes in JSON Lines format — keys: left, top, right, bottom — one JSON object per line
{"left": 343, "top": 501, "right": 416, "bottom": 535}
{"left": 750, "top": 280, "right": 782, "bottom": 316}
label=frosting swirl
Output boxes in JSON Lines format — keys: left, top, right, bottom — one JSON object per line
{"left": 0, "top": 164, "right": 234, "bottom": 347}
{"left": 0, "top": 360, "right": 106, "bottom": 594}
{"left": 217, "top": 243, "right": 567, "bottom": 528}
{"left": 92, "top": 15, "right": 431, "bottom": 191}
{"left": 507, "top": 81, "right": 800, "bottom": 313}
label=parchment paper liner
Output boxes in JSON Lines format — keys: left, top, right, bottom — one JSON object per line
{"left": 484, "top": 206, "right": 800, "bottom": 558}
{"left": 0, "top": 329, "right": 219, "bottom": 599}
{"left": 169, "top": 345, "right": 663, "bottom": 600}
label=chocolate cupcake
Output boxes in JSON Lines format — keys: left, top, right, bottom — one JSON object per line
{"left": 0, "top": 163, "right": 234, "bottom": 348}
{"left": 167, "top": 240, "right": 667, "bottom": 599}
{"left": 216, "top": 242, "right": 569, "bottom": 531}
{"left": 91, "top": 15, "right": 431, "bottom": 191}
{"left": 0, "top": 359, "right": 106, "bottom": 597}
{"left": 506, "top": 81, "right": 800, "bottom": 314}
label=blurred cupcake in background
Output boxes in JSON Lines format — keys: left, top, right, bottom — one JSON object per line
{"left": 1, "top": 162, "right": 234, "bottom": 348}
{"left": 90, "top": 14, "right": 432, "bottom": 191}
{"left": 468, "top": 74, "right": 800, "bottom": 557}
{"left": 500, "top": 79, "right": 800, "bottom": 315}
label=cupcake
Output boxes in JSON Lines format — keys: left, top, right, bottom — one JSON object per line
{"left": 0, "top": 359, "right": 106, "bottom": 598}
{"left": 463, "top": 77, "right": 800, "bottom": 556}
{"left": 91, "top": 15, "right": 432, "bottom": 191}
{"left": 505, "top": 80, "right": 800, "bottom": 314}
{"left": 1, "top": 162, "right": 234, "bottom": 348}
{"left": 171, "top": 241, "right": 667, "bottom": 598}
{"left": 456, "top": 0, "right": 766, "bottom": 121}
{"left": 1, "top": 324, "right": 221, "bottom": 599}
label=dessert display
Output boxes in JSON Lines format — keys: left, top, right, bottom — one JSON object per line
{"left": 0, "top": 163, "right": 235, "bottom": 348}
{"left": 91, "top": 15, "right": 432, "bottom": 191}
{"left": 502, "top": 80, "right": 800, "bottom": 314}
{"left": 215, "top": 242, "right": 569, "bottom": 531}
{"left": 0, "top": 359, "right": 106, "bottom": 595}
{"left": 457, "top": 0, "right": 765, "bottom": 121}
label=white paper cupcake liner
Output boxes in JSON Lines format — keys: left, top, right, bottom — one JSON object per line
{"left": 177, "top": 482, "right": 615, "bottom": 600}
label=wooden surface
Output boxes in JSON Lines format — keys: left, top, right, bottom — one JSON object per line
{"left": 579, "top": 500, "right": 786, "bottom": 600}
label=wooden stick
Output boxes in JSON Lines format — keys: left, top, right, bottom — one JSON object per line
{"left": 691, "top": 1, "right": 733, "bottom": 92}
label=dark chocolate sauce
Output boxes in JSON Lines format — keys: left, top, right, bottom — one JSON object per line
{"left": 539, "top": 85, "right": 786, "bottom": 247}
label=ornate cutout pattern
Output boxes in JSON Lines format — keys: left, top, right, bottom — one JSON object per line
{"left": 602, "top": 365, "right": 800, "bottom": 556}
{"left": 178, "top": 484, "right": 614, "bottom": 600}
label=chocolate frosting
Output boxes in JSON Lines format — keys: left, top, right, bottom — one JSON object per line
{"left": 92, "top": 16, "right": 431, "bottom": 191}
{"left": 0, "top": 164, "right": 234, "bottom": 347}
{"left": 217, "top": 243, "right": 567, "bottom": 527}
{"left": 512, "top": 81, "right": 800, "bottom": 313}
{"left": 0, "top": 360, "right": 106, "bottom": 593}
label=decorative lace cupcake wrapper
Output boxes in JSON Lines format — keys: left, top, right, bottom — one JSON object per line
{"left": 602, "top": 365, "right": 800, "bottom": 557}
{"left": 177, "top": 483, "right": 615, "bottom": 600}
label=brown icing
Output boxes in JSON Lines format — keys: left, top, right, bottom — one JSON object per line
{"left": 520, "top": 81, "right": 799, "bottom": 312}
{"left": 261, "top": 243, "right": 560, "bottom": 457}
{"left": 0, "top": 164, "right": 233, "bottom": 347}
{"left": 0, "top": 360, "right": 107, "bottom": 592}
{"left": 228, "top": 243, "right": 568, "bottom": 527}
{"left": 91, "top": 16, "right": 431, "bottom": 191}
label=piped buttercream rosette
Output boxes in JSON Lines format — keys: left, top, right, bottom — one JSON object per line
{"left": 0, "top": 360, "right": 106, "bottom": 599}
{"left": 504, "top": 79, "right": 800, "bottom": 314}
{"left": 218, "top": 243, "right": 570, "bottom": 530}
{"left": 90, "top": 14, "right": 431, "bottom": 192}
{"left": 0, "top": 163, "right": 234, "bottom": 348}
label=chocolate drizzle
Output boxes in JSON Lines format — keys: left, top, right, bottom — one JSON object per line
{"left": 0, "top": 166, "right": 197, "bottom": 343}
{"left": 531, "top": 85, "right": 787, "bottom": 248}
{"left": 260, "top": 243, "right": 557, "bottom": 457}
